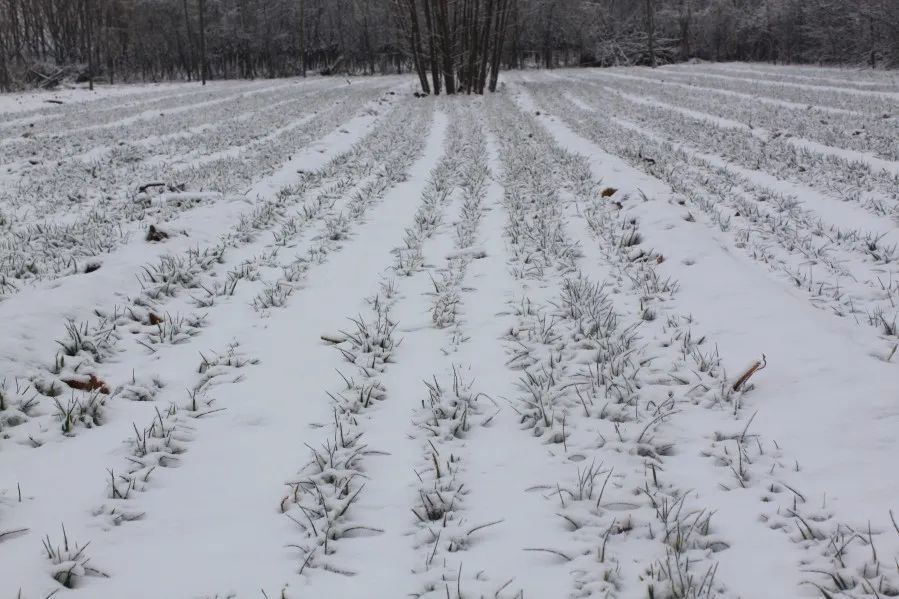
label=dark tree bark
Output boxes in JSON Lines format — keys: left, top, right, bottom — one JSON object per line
{"left": 645, "top": 0, "right": 656, "bottom": 67}
{"left": 198, "top": 0, "right": 208, "bottom": 84}
{"left": 298, "top": 0, "right": 306, "bottom": 76}
{"left": 395, "top": 0, "right": 513, "bottom": 95}
{"left": 488, "top": 0, "right": 511, "bottom": 92}
{"left": 85, "top": 0, "right": 94, "bottom": 90}
{"left": 678, "top": 0, "right": 692, "bottom": 60}
{"left": 398, "top": 0, "right": 430, "bottom": 93}
{"left": 422, "top": 0, "right": 441, "bottom": 94}
{"left": 476, "top": 0, "right": 495, "bottom": 93}
{"left": 182, "top": 0, "right": 195, "bottom": 80}
{"left": 434, "top": 0, "right": 455, "bottom": 94}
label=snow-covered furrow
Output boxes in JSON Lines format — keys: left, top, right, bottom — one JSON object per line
{"left": 567, "top": 70, "right": 899, "bottom": 162}
{"left": 671, "top": 63, "right": 899, "bottom": 94}
{"left": 559, "top": 80, "right": 899, "bottom": 239}
{"left": 96, "top": 341, "right": 260, "bottom": 526}
{"left": 1, "top": 97, "right": 435, "bottom": 599}
{"left": 52, "top": 79, "right": 306, "bottom": 137}
{"left": 276, "top": 103, "right": 517, "bottom": 599}
{"left": 519, "top": 79, "right": 899, "bottom": 599}
{"left": 563, "top": 78, "right": 899, "bottom": 216}
{"left": 523, "top": 81, "right": 899, "bottom": 348}
{"left": 576, "top": 69, "right": 868, "bottom": 117}
{"left": 402, "top": 109, "right": 520, "bottom": 598}
{"left": 499, "top": 86, "right": 899, "bottom": 599}
{"left": 424, "top": 114, "right": 490, "bottom": 348}
{"left": 621, "top": 67, "right": 899, "bottom": 116}
{"left": 0, "top": 78, "right": 282, "bottom": 140}
{"left": 91, "top": 150, "right": 421, "bottom": 513}
{"left": 657, "top": 66, "right": 899, "bottom": 101}
{"left": 619, "top": 92, "right": 899, "bottom": 177}
{"left": 0, "top": 104, "right": 388, "bottom": 392}
{"left": 0, "top": 97, "right": 429, "bottom": 452}
{"left": 278, "top": 105, "right": 462, "bottom": 586}
{"left": 570, "top": 157, "right": 898, "bottom": 599}
{"left": 483, "top": 91, "right": 738, "bottom": 598}
{"left": 570, "top": 157, "right": 899, "bottom": 599}
{"left": 3, "top": 67, "right": 898, "bottom": 599}
{"left": 92, "top": 95, "right": 430, "bottom": 537}
{"left": 0, "top": 78, "right": 333, "bottom": 166}
{"left": 0, "top": 84, "right": 209, "bottom": 133}
{"left": 88, "top": 102, "right": 437, "bottom": 599}
{"left": 0, "top": 82, "right": 399, "bottom": 297}
{"left": 0, "top": 80, "right": 389, "bottom": 220}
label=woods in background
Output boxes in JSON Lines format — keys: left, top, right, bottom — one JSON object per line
{"left": 1, "top": 0, "right": 898, "bottom": 92}
{"left": 0, "top": 0, "right": 402, "bottom": 91}
{"left": 544, "top": 0, "right": 899, "bottom": 69}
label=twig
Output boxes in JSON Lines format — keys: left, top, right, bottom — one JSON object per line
{"left": 523, "top": 547, "right": 572, "bottom": 561}
{"left": 0, "top": 528, "right": 29, "bottom": 542}
{"left": 467, "top": 519, "right": 504, "bottom": 537}
{"left": 733, "top": 354, "right": 767, "bottom": 391}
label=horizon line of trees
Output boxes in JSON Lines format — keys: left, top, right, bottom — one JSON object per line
{"left": 1, "top": 0, "right": 898, "bottom": 93}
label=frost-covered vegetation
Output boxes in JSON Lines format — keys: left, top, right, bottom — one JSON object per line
{"left": 0, "top": 64, "right": 897, "bottom": 598}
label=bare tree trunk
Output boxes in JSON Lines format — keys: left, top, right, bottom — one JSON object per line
{"left": 488, "top": 0, "right": 511, "bottom": 92}
{"left": 0, "top": 32, "right": 9, "bottom": 92}
{"left": 869, "top": 12, "right": 878, "bottom": 68}
{"left": 182, "top": 0, "right": 195, "bottom": 81}
{"left": 198, "top": 0, "right": 208, "bottom": 84}
{"left": 465, "top": 0, "right": 480, "bottom": 93}
{"left": 423, "top": 0, "right": 441, "bottom": 94}
{"left": 85, "top": 0, "right": 94, "bottom": 90}
{"left": 105, "top": 2, "right": 114, "bottom": 85}
{"left": 476, "top": 0, "right": 495, "bottom": 93}
{"left": 645, "top": 0, "right": 656, "bottom": 67}
{"left": 361, "top": 0, "right": 374, "bottom": 75}
{"left": 397, "top": 0, "right": 430, "bottom": 93}
{"left": 679, "top": 0, "right": 692, "bottom": 60}
{"left": 540, "top": 2, "right": 553, "bottom": 68}
{"left": 434, "top": 0, "right": 455, "bottom": 94}
{"left": 510, "top": 0, "right": 520, "bottom": 69}
{"left": 299, "top": 0, "right": 306, "bottom": 77}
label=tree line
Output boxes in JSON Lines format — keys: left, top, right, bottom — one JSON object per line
{"left": 1, "top": 0, "right": 898, "bottom": 92}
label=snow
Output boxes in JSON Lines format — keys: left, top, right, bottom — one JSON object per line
{"left": 1, "top": 63, "right": 897, "bottom": 599}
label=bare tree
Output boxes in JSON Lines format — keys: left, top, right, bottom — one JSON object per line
{"left": 198, "top": 0, "right": 208, "bottom": 84}
{"left": 298, "top": 0, "right": 307, "bottom": 77}
{"left": 182, "top": 0, "right": 196, "bottom": 80}
{"left": 645, "top": 0, "right": 657, "bottom": 67}
{"left": 86, "top": 0, "right": 95, "bottom": 90}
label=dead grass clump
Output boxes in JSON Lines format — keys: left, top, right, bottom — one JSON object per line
{"left": 63, "top": 374, "right": 110, "bottom": 394}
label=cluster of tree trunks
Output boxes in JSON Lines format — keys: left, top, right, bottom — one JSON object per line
{"left": 396, "top": 0, "right": 512, "bottom": 95}
{"left": 1, "top": 0, "right": 898, "bottom": 92}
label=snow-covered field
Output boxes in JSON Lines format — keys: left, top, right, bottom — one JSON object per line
{"left": 1, "top": 63, "right": 897, "bottom": 598}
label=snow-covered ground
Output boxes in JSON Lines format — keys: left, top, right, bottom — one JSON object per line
{"left": 0, "top": 64, "right": 897, "bottom": 599}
